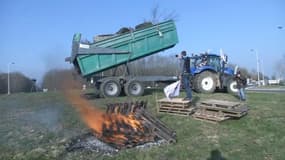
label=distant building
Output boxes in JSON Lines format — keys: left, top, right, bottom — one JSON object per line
{"left": 268, "top": 79, "right": 281, "bottom": 85}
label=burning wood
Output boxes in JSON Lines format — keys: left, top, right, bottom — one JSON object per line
{"left": 95, "top": 113, "right": 155, "bottom": 149}
{"left": 134, "top": 109, "right": 176, "bottom": 143}
{"left": 65, "top": 90, "right": 176, "bottom": 151}
{"left": 106, "top": 101, "right": 147, "bottom": 115}
{"left": 103, "top": 101, "right": 176, "bottom": 148}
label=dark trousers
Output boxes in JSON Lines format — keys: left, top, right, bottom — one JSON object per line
{"left": 182, "top": 74, "right": 192, "bottom": 99}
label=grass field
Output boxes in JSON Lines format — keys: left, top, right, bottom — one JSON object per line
{"left": 0, "top": 90, "right": 285, "bottom": 160}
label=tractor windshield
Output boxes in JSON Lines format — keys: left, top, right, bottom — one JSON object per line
{"left": 190, "top": 54, "right": 221, "bottom": 72}
{"left": 207, "top": 55, "right": 221, "bottom": 71}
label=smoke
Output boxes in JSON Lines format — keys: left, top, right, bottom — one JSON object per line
{"left": 42, "top": 45, "right": 70, "bottom": 71}
{"left": 65, "top": 91, "right": 111, "bottom": 135}
{"left": 60, "top": 77, "right": 106, "bottom": 132}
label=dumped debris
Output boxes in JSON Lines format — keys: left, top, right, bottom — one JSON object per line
{"left": 93, "top": 22, "right": 154, "bottom": 42}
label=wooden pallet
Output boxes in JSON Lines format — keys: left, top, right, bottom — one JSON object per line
{"left": 192, "top": 108, "right": 231, "bottom": 123}
{"left": 199, "top": 99, "right": 240, "bottom": 110}
{"left": 158, "top": 107, "right": 195, "bottom": 116}
{"left": 200, "top": 106, "right": 248, "bottom": 118}
{"left": 198, "top": 100, "right": 249, "bottom": 118}
{"left": 157, "top": 98, "right": 194, "bottom": 116}
{"left": 194, "top": 108, "right": 224, "bottom": 117}
{"left": 191, "top": 99, "right": 249, "bottom": 123}
{"left": 158, "top": 98, "right": 191, "bottom": 108}
{"left": 192, "top": 113, "right": 230, "bottom": 123}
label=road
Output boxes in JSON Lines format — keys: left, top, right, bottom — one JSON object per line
{"left": 246, "top": 87, "right": 285, "bottom": 93}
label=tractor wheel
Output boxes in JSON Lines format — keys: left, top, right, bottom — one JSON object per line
{"left": 124, "top": 80, "right": 144, "bottom": 96}
{"left": 192, "top": 76, "right": 200, "bottom": 92}
{"left": 227, "top": 79, "right": 238, "bottom": 94}
{"left": 100, "top": 78, "right": 122, "bottom": 97}
{"left": 195, "top": 71, "right": 216, "bottom": 93}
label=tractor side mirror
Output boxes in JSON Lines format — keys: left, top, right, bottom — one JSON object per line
{"left": 221, "top": 54, "right": 228, "bottom": 64}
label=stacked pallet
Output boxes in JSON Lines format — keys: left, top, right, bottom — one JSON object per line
{"left": 193, "top": 99, "right": 249, "bottom": 123}
{"left": 157, "top": 98, "right": 195, "bottom": 116}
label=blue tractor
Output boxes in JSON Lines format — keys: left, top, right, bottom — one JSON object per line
{"left": 188, "top": 53, "right": 238, "bottom": 93}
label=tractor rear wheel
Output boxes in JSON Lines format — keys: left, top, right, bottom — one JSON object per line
{"left": 195, "top": 71, "right": 216, "bottom": 93}
{"left": 100, "top": 78, "right": 122, "bottom": 97}
{"left": 124, "top": 80, "right": 144, "bottom": 96}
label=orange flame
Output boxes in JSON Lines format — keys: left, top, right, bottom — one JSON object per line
{"left": 65, "top": 91, "right": 153, "bottom": 148}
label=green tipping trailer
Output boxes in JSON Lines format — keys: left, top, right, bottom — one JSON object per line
{"left": 66, "top": 20, "right": 178, "bottom": 97}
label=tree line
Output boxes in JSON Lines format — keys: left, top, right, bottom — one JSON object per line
{"left": 0, "top": 69, "right": 85, "bottom": 94}
{"left": 0, "top": 72, "right": 36, "bottom": 94}
{"left": 39, "top": 53, "right": 273, "bottom": 91}
{"left": 0, "top": 53, "right": 283, "bottom": 94}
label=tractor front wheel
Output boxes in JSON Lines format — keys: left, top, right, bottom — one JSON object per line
{"left": 227, "top": 79, "right": 238, "bottom": 94}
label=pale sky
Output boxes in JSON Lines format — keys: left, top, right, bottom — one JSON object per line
{"left": 1, "top": 0, "right": 284, "bottom": 83}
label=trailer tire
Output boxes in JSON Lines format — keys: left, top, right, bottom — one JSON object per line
{"left": 124, "top": 80, "right": 144, "bottom": 96}
{"left": 100, "top": 78, "right": 122, "bottom": 97}
{"left": 227, "top": 79, "right": 238, "bottom": 94}
{"left": 195, "top": 71, "right": 216, "bottom": 93}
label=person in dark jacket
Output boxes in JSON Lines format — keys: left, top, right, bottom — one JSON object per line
{"left": 235, "top": 71, "right": 247, "bottom": 101}
{"left": 177, "top": 51, "right": 192, "bottom": 101}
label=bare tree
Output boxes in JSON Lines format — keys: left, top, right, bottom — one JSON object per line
{"left": 41, "top": 68, "right": 85, "bottom": 91}
{"left": 0, "top": 72, "right": 34, "bottom": 94}
{"left": 149, "top": 4, "right": 179, "bottom": 24}
{"left": 0, "top": 74, "right": 6, "bottom": 94}
{"left": 227, "top": 63, "right": 252, "bottom": 78}
{"left": 150, "top": 4, "right": 160, "bottom": 24}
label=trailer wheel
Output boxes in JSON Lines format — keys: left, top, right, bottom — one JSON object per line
{"left": 195, "top": 71, "right": 216, "bottom": 93}
{"left": 124, "top": 80, "right": 144, "bottom": 96}
{"left": 100, "top": 79, "right": 121, "bottom": 97}
{"left": 227, "top": 79, "right": 238, "bottom": 94}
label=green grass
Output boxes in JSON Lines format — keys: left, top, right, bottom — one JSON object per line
{"left": 0, "top": 90, "right": 285, "bottom": 160}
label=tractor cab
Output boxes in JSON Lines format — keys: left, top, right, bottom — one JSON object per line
{"left": 190, "top": 53, "right": 232, "bottom": 76}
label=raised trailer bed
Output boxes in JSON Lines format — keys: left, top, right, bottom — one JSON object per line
{"left": 66, "top": 20, "right": 179, "bottom": 97}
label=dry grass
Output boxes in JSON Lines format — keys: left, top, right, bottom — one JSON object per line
{"left": 0, "top": 90, "right": 284, "bottom": 160}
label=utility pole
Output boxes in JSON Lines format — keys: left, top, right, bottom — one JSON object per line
{"left": 261, "top": 59, "right": 265, "bottom": 85}
{"left": 250, "top": 49, "right": 260, "bottom": 86}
